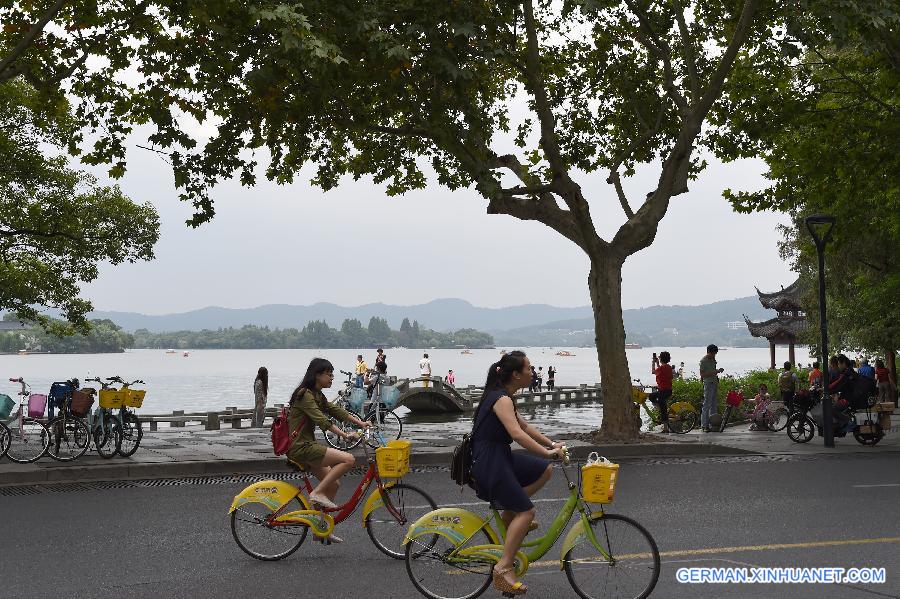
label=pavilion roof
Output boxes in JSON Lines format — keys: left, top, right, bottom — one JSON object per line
{"left": 755, "top": 279, "right": 803, "bottom": 311}
{"left": 743, "top": 314, "right": 807, "bottom": 339}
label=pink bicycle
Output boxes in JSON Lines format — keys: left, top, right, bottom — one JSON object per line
{"left": 0, "top": 377, "right": 51, "bottom": 463}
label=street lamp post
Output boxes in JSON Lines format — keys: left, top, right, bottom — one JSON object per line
{"left": 805, "top": 214, "right": 836, "bottom": 448}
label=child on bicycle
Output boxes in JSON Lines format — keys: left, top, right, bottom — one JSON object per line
{"left": 748, "top": 383, "right": 771, "bottom": 431}
{"left": 287, "top": 358, "right": 371, "bottom": 542}
{"left": 650, "top": 351, "right": 675, "bottom": 433}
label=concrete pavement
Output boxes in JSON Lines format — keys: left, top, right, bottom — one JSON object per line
{"left": 2, "top": 453, "right": 899, "bottom": 598}
{"left": 2, "top": 412, "right": 898, "bottom": 485}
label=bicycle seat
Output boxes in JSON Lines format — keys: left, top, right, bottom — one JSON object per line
{"left": 286, "top": 458, "right": 308, "bottom": 473}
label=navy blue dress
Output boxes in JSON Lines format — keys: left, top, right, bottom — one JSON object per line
{"left": 471, "top": 390, "right": 549, "bottom": 512}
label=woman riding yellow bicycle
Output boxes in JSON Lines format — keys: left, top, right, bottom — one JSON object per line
{"left": 470, "top": 351, "right": 565, "bottom": 595}
{"left": 286, "top": 357, "right": 371, "bottom": 539}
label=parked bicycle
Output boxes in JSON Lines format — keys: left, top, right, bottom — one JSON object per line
{"left": 631, "top": 380, "right": 697, "bottom": 434}
{"left": 326, "top": 369, "right": 402, "bottom": 450}
{"left": 230, "top": 428, "right": 436, "bottom": 560}
{"left": 404, "top": 448, "right": 660, "bottom": 599}
{"left": 81, "top": 377, "right": 124, "bottom": 458}
{"left": 44, "top": 379, "right": 92, "bottom": 461}
{"left": 0, "top": 378, "right": 50, "bottom": 463}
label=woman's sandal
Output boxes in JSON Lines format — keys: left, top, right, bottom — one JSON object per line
{"left": 492, "top": 566, "right": 527, "bottom": 596}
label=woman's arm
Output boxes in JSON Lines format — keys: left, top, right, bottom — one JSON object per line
{"left": 493, "top": 396, "right": 557, "bottom": 458}
{"left": 516, "top": 412, "right": 556, "bottom": 447}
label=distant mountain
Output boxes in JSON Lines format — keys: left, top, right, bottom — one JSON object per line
{"left": 87, "top": 295, "right": 778, "bottom": 347}
{"left": 87, "top": 299, "right": 593, "bottom": 333}
{"left": 493, "top": 296, "right": 775, "bottom": 347}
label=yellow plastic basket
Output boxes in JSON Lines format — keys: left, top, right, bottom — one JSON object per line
{"left": 124, "top": 389, "right": 146, "bottom": 408}
{"left": 581, "top": 454, "right": 620, "bottom": 504}
{"left": 375, "top": 440, "right": 411, "bottom": 479}
{"left": 98, "top": 389, "right": 126, "bottom": 409}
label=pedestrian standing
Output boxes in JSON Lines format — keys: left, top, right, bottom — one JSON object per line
{"left": 252, "top": 366, "right": 268, "bottom": 428}
{"left": 808, "top": 361, "right": 823, "bottom": 390}
{"left": 419, "top": 353, "right": 432, "bottom": 388}
{"left": 650, "top": 352, "right": 674, "bottom": 433}
{"left": 677, "top": 362, "right": 686, "bottom": 379}
{"left": 699, "top": 344, "right": 724, "bottom": 432}
{"left": 446, "top": 369, "right": 455, "bottom": 387}
{"left": 529, "top": 366, "right": 538, "bottom": 393}
{"left": 875, "top": 359, "right": 894, "bottom": 404}
{"left": 546, "top": 366, "right": 556, "bottom": 391}
{"left": 355, "top": 354, "right": 368, "bottom": 388}
{"left": 470, "top": 351, "right": 564, "bottom": 595}
{"left": 858, "top": 358, "right": 875, "bottom": 379}
{"left": 536, "top": 366, "right": 544, "bottom": 392}
{"left": 375, "top": 348, "right": 387, "bottom": 373}
{"left": 777, "top": 361, "right": 799, "bottom": 413}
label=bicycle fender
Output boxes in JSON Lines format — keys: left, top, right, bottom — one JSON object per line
{"left": 361, "top": 481, "right": 397, "bottom": 527}
{"left": 402, "top": 508, "right": 501, "bottom": 546}
{"left": 228, "top": 480, "right": 307, "bottom": 513}
{"left": 668, "top": 401, "right": 695, "bottom": 413}
{"left": 560, "top": 513, "right": 604, "bottom": 570}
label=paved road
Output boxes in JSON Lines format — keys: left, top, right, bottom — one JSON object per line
{"left": 2, "top": 453, "right": 899, "bottom": 599}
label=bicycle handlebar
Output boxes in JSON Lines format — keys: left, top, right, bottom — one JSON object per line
{"left": 9, "top": 377, "right": 20, "bottom": 382}
{"left": 340, "top": 370, "right": 353, "bottom": 376}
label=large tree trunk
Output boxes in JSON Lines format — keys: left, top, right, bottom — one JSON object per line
{"left": 589, "top": 255, "right": 640, "bottom": 442}
{"left": 886, "top": 348, "right": 898, "bottom": 405}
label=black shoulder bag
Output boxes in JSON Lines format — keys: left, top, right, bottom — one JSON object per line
{"left": 450, "top": 397, "right": 489, "bottom": 487}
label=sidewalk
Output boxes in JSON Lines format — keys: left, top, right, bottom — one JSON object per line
{"left": 2, "top": 416, "right": 898, "bottom": 485}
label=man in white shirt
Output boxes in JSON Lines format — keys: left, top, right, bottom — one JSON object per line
{"left": 419, "top": 353, "right": 432, "bottom": 388}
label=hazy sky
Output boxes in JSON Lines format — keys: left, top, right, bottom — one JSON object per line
{"left": 79, "top": 131, "right": 795, "bottom": 315}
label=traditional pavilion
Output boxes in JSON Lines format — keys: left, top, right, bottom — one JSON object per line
{"left": 744, "top": 279, "right": 807, "bottom": 369}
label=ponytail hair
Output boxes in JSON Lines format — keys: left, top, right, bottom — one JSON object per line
{"left": 479, "top": 350, "right": 528, "bottom": 404}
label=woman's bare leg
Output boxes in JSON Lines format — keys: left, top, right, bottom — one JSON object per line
{"left": 496, "top": 508, "right": 535, "bottom": 588}
{"left": 308, "top": 448, "right": 354, "bottom": 500}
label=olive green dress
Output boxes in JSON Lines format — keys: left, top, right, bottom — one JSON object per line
{"left": 286, "top": 389, "right": 353, "bottom": 466}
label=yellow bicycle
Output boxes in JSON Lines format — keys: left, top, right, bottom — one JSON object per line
{"left": 403, "top": 449, "right": 660, "bottom": 599}
{"left": 632, "top": 380, "right": 698, "bottom": 434}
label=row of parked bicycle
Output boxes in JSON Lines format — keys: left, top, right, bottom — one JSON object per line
{"left": 0, "top": 376, "right": 146, "bottom": 463}
{"left": 717, "top": 386, "right": 891, "bottom": 446}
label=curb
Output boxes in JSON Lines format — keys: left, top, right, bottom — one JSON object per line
{"left": 0, "top": 442, "right": 760, "bottom": 486}
{"left": 5, "top": 440, "right": 899, "bottom": 487}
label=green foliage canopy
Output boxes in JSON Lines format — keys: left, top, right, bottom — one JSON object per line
{"left": 0, "top": 79, "right": 160, "bottom": 332}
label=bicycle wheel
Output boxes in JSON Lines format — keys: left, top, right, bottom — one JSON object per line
{"left": 668, "top": 408, "right": 697, "bottom": 434}
{"left": 366, "top": 483, "right": 437, "bottom": 559}
{"left": 94, "top": 417, "right": 122, "bottom": 458}
{"left": 786, "top": 414, "right": 815, "bottom": 444}
{"left": 0, "top": 421, "right": 9, "bottom": 458}
{"left": 118, "top": 413, "right": 143, "bottom": 457}
{"left": 564, "top": 513, "right": 660, "bottom": 599}
{"left": 767, "top": 407, "right": 789, "bottom": 432}
{"left": 365, "top": 407, "right": 402, "bottom": 448}
{"left": 324, "top": 409, "right": 363, "bottom": 450}
{"left": 405, "top": 527, "right": 494, "bottom": 599}
{"left": 5, "top": 417, "right": 50, "bottom": 463}
{"left": 853, "top": 423, "right": 883, "bottom": 446}
{"left": 45, "top": 416, "right": 90, "bottom": 461}
{"left": 231, "top": 497, "right": 308, "bottom": 560}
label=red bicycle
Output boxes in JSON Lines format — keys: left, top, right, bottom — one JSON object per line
{"left": 229, "top": 429, "right": 436, "bottom": 560}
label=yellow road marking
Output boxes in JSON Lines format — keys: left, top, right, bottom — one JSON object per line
{"left": 526, "top": 536, "right": 900, "bottom": 570}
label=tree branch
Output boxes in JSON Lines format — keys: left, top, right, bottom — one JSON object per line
{"left": 809, "top": 46, "right": 897, "bottom": 115}
{"left": 486, "top": 193, "right": 586, "bottom": 251}
{"left": 0, "top": 0, "right": 66, "bottom": 83}
{"left": 613, "top": 0, "right": 762, "bottom": 257}
{"left": 626, "top": 0, "right": 688, "bottom": 112}
{"left": 0, "top": 228, "right": 82, "bottom": 243}
{"left": 521, "top": 0, "right": 599, "bottom": 252}
{"left": 672, "top": 0, "right": 701, "bottom": 97}
{"left": 606, "top": 171, "right": 634, "bottom": 219}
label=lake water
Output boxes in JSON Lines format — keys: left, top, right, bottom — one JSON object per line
{"left": 0, "top": 346, "right": 811, "bottom": 422}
